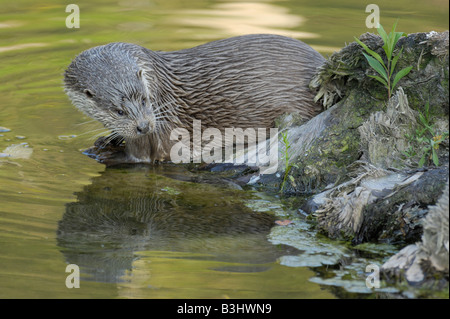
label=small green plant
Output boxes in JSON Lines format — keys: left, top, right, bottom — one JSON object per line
{"left": 416, "top": 102, "right": 448, "bottom": 167}
{"left": 279, "top": 131, "right": 298, "bottom": 193}
{"left": 354, "top": 21, "right": 413, "bottom": 99}
{"left": 403, "top": 102, "right": 449, "bottom": 167}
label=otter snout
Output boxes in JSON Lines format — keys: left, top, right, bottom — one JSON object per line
{"left": 136, "top": 121, "right": 151, "bottom": 135}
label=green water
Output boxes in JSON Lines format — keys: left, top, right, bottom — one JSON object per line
{"left": 0, "top": 0, "right": 448, "bottom": 299}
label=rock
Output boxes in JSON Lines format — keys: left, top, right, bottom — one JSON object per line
{"left": 312, "top": 161, "right": 448, "bottom": 244}
{"left": 381, "top": 180, "right": 449, "bottom": 288}
{"left": 418, "top": 180, "right": 449, "bottom": 272}
{"left": 257, "top": 31, "right": 449, "bottom": 195}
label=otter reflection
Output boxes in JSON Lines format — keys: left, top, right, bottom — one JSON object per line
{"left": 57, "top": 164, "right": 297, "bottom": 283}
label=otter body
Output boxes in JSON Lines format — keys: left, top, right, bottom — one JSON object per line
{"left": 64, "top": 34, "right": 325, "bottom": 162}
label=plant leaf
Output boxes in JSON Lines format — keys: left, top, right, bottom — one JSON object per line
{"left": 378, "top": 24, "right": 392, "bottom": 58}
{"left": 363, "top": 53, "right": 389, "bottom": 81}
{"left": 394, "top": 32, "right": 404, "bottom": 45}
{"left": 387, "top": 34, "right": 395, "bottom": 61}
{"left": 377, "top": 24, "right": 388, "bottom": 45}
{"left": 354, "top": 37, "right": 386, "bottom": 67}
{"left": 382, "top": 42, "right": 389, "bottom": 58}
{"left": 386, "top": 20, "right": 400, "bottom": 60}
{"left": 418, "top": 111, "right": 428, "bottom": 127}
{"left": 390, "top": 54, "right": 400, "bottom": 77}
{"left": 432, "top": 148, "right": 439, "bottom": 166}
{"left": 418, "top": 153, "right": 426, "bottom": 167}
{"left": 392, "top": 66, "right": 413, "bottom": 90}
{"left": 390, "top": 47, "right": 403, "bottom": 77}
{"left": 391, "top": 19, "right": 399, "bottom": 35}
{"left": 368, "top": 74, "right": 388, "bottom": 87}
{"left": 391, "top": 32, "right": 404, "bottom": 58}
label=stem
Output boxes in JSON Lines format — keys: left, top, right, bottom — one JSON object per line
{"left": 387, "top": 61, "right": 391, "bottom": 99}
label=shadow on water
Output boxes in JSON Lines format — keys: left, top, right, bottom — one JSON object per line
{"left": 57, "top": 164, "right": 299, "bottom": 283}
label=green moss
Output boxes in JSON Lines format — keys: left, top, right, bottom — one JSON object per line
{"left": 290, "top": 91, "right": 379, "bottom": 191}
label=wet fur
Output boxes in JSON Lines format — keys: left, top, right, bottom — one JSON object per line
{"left": 64, "top": 34, "right": 325, "bottom": 162}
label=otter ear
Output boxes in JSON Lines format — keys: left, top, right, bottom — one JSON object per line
{"left": 83, "top": 89, "right": 95, "bottom": 98}
{"left": 137, "top": 69, "right": 145, "bottom": 79}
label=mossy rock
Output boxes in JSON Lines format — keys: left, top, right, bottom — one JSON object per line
{"left": 267, "top": 31, "right": 449, "bottom": 196}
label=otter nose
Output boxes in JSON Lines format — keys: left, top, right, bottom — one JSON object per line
{"left": 136, "top": 122, "right": 150, "bottom": 135}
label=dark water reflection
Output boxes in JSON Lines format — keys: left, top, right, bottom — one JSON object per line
{"left": 57, "top": 164, "right": 298, "bottom": 283}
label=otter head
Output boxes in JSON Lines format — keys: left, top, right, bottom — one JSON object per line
{"left": 64, "top": 43, "right": 156, "bottom": 140}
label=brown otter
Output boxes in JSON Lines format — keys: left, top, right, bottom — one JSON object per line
{"left": 64, "top": 34, "right": 325, "bottom": 163}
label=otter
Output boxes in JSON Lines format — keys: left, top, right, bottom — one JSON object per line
{"left": 64, "top": 34, "right": 325, "bottom": 163}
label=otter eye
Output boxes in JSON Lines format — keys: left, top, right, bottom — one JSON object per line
{"left": 142, "top": 99, "right": 146, "bottom": 107}
{"left": 116, "top": 109, "right": 124, "bottom": 116}
{"left": 84, "top": 89, "right": 94, "bottom": 98}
